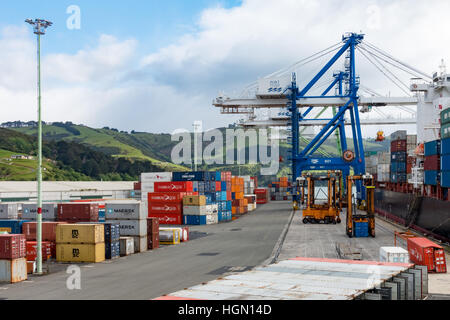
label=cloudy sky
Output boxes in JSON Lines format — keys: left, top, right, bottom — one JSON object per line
{"left": 0, "top": 0, "right": 449, "bottom": 137}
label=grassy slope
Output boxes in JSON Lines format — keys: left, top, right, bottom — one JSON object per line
{"left": 15, "top": 125, "right": 187, "bottom": 171}
{"left": 0, "top": 149, "right": 91, "bottom": 181}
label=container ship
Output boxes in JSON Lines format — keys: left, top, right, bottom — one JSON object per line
{"left": 371, "top": 70, "right": 450, "bottom": 244}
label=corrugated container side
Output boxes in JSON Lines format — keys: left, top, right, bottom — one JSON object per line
{"left": 56, "top": 243, "right": 105, "bottom": 263}
{"left": 56, "top": 224, "right": 104, "bottom": 244}
{"left": 0, "top": 258, "right": 27, "bottom": 283}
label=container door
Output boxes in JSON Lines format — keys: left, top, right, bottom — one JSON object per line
{"left": 434, "top": 249, "right": 447, "bottom": 273}
{"left": 424, "top": 247, "right": 435, "bottom": 271}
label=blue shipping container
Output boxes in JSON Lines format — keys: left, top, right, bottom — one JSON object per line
{"left": 390, "top": 162, "right": 406, "bottom": 173}
{"left": 183, "top": 215, "right": 207, "bottom": 225}
{"left": 391, "top": 152, "right": 407, "bottom": 162}
{"left": 354, "top": 222, "right": 369, "bottom": 237}
{"left": 221, "top": 181, "right": 227, "bottom": 191}
{"left": 424, "top": 170, "right": 439, "bottom": 186}
{"left": 441, "top": 171, "right": 450, "bottom": 188}
{"left": 425, "top": 140, "right": 441, "bottom": 156}
{"left": 0, "top": 220, "right": 29, "bottom": 234}
{"left": 441, "top": 155, "right": 450, "bottom": 171}
{"left": 173, "top": 171, "right": 206, "bottom": 181}
{"left": 105, "top": 241, "right": 120, "bottom": 259}
{"left": 441, "top": 138, "right": 450, "bottom": 155}
{"left": 226, "top": 201, "right": 232, "bottom": 211}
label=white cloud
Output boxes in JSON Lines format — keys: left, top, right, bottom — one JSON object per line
{"left": 0, "top": 0, "right": 449, "bottom": 136}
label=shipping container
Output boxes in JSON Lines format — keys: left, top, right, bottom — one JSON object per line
{"left": 0, "top": 203, "right": 19, "bottom": 220}
{"left": 56, "top": 243, "right": 105, "bottom": 263}
{"left": 105, "top": 241, "right": 120, "bottom": 259}
{"left": 75, "top": 222, "right": 120, "bottom": 243}
{"left": 424, "top": 140, "right": 441, "bottom": 156}
{"left": 132, "top": 236, "right": 147, "bottom": 253}
{"left": 441, "top": 137, "right": 450, "bottom": 155}
{"left": 377, "top": 152, "right": 391, "bottom": 165}
{"left": 441, "top": 155, "right": 450, "bottom": 171}
{"left": 22, "top": 222, "right": 68, "bottom": 241}
{"left": 172, "top": 171, "right": 206, "bottom": 182}
{"left": 147, "top": 217, "right": 159, "bottom": 235}
{"left": 56, "top": 224, "right": 104, "bottom": 244}
{"left": 154, "top": 181, "right": 193, "bottom": 193}
{"left": 441, "top": 171, "right": 450, "bottom": 188}
{"left": 391, "top": 140, "right": 407, "bottom": 152}
{"left": 380, "top": 247, "right": 410, "bottom": 263}
{"left": 183, "top": 206, "right": 207, "bottom": 216}
{"left": 140, "top": 172, "right": 172, "bottom": 183}
{"left": 148, "top": 202, "right": 182, "bottom": 215}
{"left": 21, "top": 203, "right": 57, "bottom": 221}
{"left": 148, "top": 233, "right": 159, "bottom": 250}
{"left": 183, "top": 215, "right": 206, "bottom": 225}
{"left": 391, "top": 130, "right": 407, "bottom": 141}
{"left": 148, "top": 213, "right": 183, "bottom": 225}
{"left": 0, "top": 258, "right": 27, "bottom": 283}
{"left": 391, "top": 152, "right": 407, "bottom": 162}
{"left": 105, "top": 201, "right": 146, "bottom": 220}
{"left": 0, "top": 234, "right": 26, "bottom": 259}
{"left": 116, "top": 219, "right": 147, "bottom": 237}
{"left": 424, "top": 170, "right": 439, "bottom": 186}
{"left": 442, "top": 123, "right": 450, "bottom": 140}
{"left": 441, "top": 108, "right": 450, "bottom": 125}
{"left": 182, "top": 195, "right": 206, "bottom": 206}
{"left": 26, "top": 241, "right": 52, "bottom": 261}
{"left": 407, "top": 237, "right": 447, "bottom": 273}
{"left": 0, "top": 220, "right": 28, "bottom": 234}
{"left": 119, "top": 237, "right": 134, "bottom": 256}
{"left": 57, "top": 203, "right": 99, "bottom": 222}
{"left": 424, "top": 155, "right": 440, "bottom": 171}
{"left": 148, "top": 192, "right": 185, "bottom": 203}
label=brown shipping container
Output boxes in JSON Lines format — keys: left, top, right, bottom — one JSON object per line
{"left": 57, "top": 203, "right": 99, "bottom": 222}
{"left": 147, "top": 217, "right": 159, "bottom": 235}
{"left": 424, "top": 155, "right": 440, "bottom": 171}
{"left": 22, "top": 222, "right": 68, "bottom": 241}
{"left": 148, "top": 233, "right": 160, "bottom": 250}
{"left": 0, "top": 234, "right": 26, "bottom": 259}
{"left": 391, "top": 140, "right": 407, "bottom": 152}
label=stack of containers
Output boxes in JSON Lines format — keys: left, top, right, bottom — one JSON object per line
{"left": 0, "top": 234, "right": 27, "bottom": 283}
{"left": 270, "top": 177, "right": 292, "bottom": 201}
{"left": 424, "top": 140, "right": 441, "bottom": 186}
{"left": 365, "top": 155, "right": 378, "bottom": 176}
{"left": 245, "top": 195, "right": 257, "bottom": 212}
{"left": 218, "top": 171, "right": 232, "bottom": 222}
{"left": 105, "top": 201, "right": 147, "bottom": 253}
{"left": 77, "top": 222, "right": 120, "bottom": 259}
{"left": 255, "top": 188, "right": 269, "bottom": 204}
{"left": 390, "top": 130, "right": 407, "bottom": 183}
{"left": 147, "top": 217, "right": 159, "bottom": 250}
{"left": 440, "top": 137, "right": 450, "bottom": 188}
{"left": 183, "top": 195, "right": 208, "bottom": 225}
{"left": 231, "top": 177, "right": 246, "bottom": 217}
{"left": 377, "top": 151, "right": 390, "bottom": 182}
{"left": 22, "top": 222, "right": 68, "bottom": 258}
{"left": 441, "top": 109, "right": 450, "bottom": 188}
{"left": 57, "top": 203, "right": 99, "bottom": 223}
{"left": 56, "top": 224, "right": 105, "bottom": 263}
{"left": 0, "top": 203, "right": 19, "bottom": 220}
{"left": 140, "top": 172, "right": 173, "bottom": 220}
{"left": 149, "top": 181, "right": 194, "bottom": 225}
{"left": 21, "top": 203, "right": 57, "bottom": 221}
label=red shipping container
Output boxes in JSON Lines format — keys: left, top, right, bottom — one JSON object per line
{"left": 154, "top": 181, "right": 193, "bottom": 193}
{"left": 26, "top": 241, "right": 52, "bottom": 262}
{"left": 22, "top": 222, "right": 67, "bottom": 242}
{"left": 148, "top": 202, "right": 183, "bottom": 215}
{"left": 134, "top": 182, "right": 141, "bottom": 191}
{"left": 0, "top": 234, "right": 26, "bottom": 259}
{"left": 148, "top": 192, "right": 186, "bottom": 203}
{"left": 49, "top": 242, "right": 56, "bottom": 258}
{"left": 424, "top": 155, "right": 440, "bottom": 171}
{"left": 391, "top": 140, "right": 407, "bottom": 152}
{"left": 57, "top": 203, "right": 99, "bottom": 222}
{"left": 148, "top": 213, "right": 183, "bottom": 225}
{"left": 215, "top": 181, "right": 222, "bottom": 192}
{"left": 407, "top": 237, "right": 447, "bottom": 273}
{"left": 147, "top": 217, "right": 160, "bottom": 235}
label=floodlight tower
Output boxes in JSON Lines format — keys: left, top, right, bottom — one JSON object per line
{"left": 25, "top": 18, "right": 53, "bottom": 275}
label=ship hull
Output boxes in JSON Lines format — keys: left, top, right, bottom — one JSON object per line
{"left": 375, "top": 189, "right": 450, "bottom": 243}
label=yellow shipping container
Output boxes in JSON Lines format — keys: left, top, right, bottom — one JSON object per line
{"left": 56, "top": 224, "right": 104, "bottom": 244}
{"left": 183, "top": 195, "right": 206, "bottom": 206}
{"left": 56, "top": 243, "right": 105, "bottom": 263}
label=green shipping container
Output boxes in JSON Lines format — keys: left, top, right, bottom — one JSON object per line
{"left": 442, "top": 123, "right": 450, "bottom": 139}
{"left": 441, "top": 109, "right": 450, "bottom": 126}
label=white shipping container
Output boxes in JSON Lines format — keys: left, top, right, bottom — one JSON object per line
{"left": 0, "top": 203, "right": 19, "bottom": 220}
{"left": 140, "top": 172, "right": 172, "bottom": 183}
{"left": 183, "top": 206, "right": 207, "bottom": 216}
{"left": 116, "top": 219, "right": 147, "bottom": 237}
{"left": 0, "top": 258, "right": 27, "bottom": 283}
{"left": 119, "top": 237, "right": 134, "bottom": 256}
{"left": 206, "top": 213, "right": 218, "bottom": 225}
{"left": 380, "top": 247, "right": 410, "bottom": 264}
{"left": 205, "top": 204, "right": 218, "bottom": 215}
{"left": 377, "top": 152, "right": 391, "bottom": 165}
{"left": 21, "top": 203, "right": 57, "bottom": 221}
{"left": 140, "top": 182, "right": 155, "bottom": 192}
{"left": 132, "top": 236, "right": 148, "bottom": 253}
{"left": 105, "top": 201, "right": 146, "bottom": 220}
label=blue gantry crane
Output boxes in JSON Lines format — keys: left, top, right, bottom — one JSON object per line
{"left": 286, "top": 33, "right": 366, "bottom": 204}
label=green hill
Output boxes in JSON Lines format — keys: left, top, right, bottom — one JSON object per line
{"left": 13, "top": 123, "right": 187, "bottom": 172}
